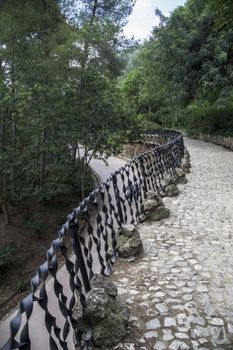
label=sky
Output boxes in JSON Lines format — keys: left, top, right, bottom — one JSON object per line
{"left": 124, "top": 0, "right": 186, "bottom": 40}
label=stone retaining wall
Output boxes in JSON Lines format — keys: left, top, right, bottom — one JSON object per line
{"left": 120, "top": 142, "right": 150, "bottom": 159}
{"left": 120, "top": 135, "right": 167, "bottom": 159}
{"left": 190, "top": 133, "right": 233, "bottom": 151}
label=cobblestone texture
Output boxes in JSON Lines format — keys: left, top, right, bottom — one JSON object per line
{"left": 109, "top": 138, "right": 233, "bottom": 350}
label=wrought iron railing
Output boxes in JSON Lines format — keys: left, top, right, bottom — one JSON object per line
{"left": 0, "top": 130, "right": 184, "bottom": 350}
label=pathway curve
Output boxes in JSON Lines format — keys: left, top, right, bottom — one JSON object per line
{"left": 109, "top": 137, "right": 233, "bottom": 350}
{"left": 90, "top": 155, "right": 127, "bottom": 182}
{"left": 0, "top": 155, "right": 127, "bottom": 349}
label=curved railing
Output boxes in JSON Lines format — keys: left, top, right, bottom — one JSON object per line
{"left": 0, "top": 130, "right": 184, "bottom": 350}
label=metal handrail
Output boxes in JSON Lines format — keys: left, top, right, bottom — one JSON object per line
{"left": 0, "top": 130, "right": 184, "bottom": 350}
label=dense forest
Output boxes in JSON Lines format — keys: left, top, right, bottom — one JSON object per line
{"left": 0, "top": 0, "right": 233, "bottom": 316}
{"left": 0, "top": 0, "right": 233, "bottom": 307}
{"left": 121, "top": 0, "right": 233, "bottom": 135}
{"left": 0, "top": 0, "right": 138, "bottom": 226}
{"left": 0, "top": 0, "right": 138, "bottom": 307}
{"left": 1, "top": 0, "right": 233, "bottom": 225}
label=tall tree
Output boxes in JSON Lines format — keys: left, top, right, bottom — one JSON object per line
{"left": 0, "top": 0, "right": 137, "bottom": 222}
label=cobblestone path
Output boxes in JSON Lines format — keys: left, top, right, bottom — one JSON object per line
{"left": 110, "top": 138, "right": 233, "bottom": 350}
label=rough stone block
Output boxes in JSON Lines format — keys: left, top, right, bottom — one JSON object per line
{"left": 73, "top": 274, "right": 129, "bottom": 349}
{"left": 161, "top": 175, "right": 180, "bottom": 197}
{"left": 181, "top": 158, "right": 191, "bottom": 173}
{"left": 175, "top": 168, "right": 188, "bottom": 184}
{"left": 143, "top": 191, "right": 170, "bottom": 221}
{"left": 116, "top": 224, "right": 143, "bottom": 258}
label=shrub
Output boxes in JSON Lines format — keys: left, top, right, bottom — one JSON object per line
{"left": 15, "top": 281, "right": 30, "bottom": 292}
{"left": 152, "top": 107, "right": 174, "bottom": 127}
{"left": 184, "top": 103, "right": 233, "bottom": 136}
{"left": 0, "top": 243, "right": 17, "bottom": 273}
{"left": 26, "top": 215, "right": 47, "bottom": 238}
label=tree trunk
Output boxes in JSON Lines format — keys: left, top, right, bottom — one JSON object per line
{"left": 72, "top": 141, "right": 78, "bottom": 162}
{"left": 1, "top": 176, "right": 12, "bottom": 225}
{"left": 79, "top": 0, "right": 98, "bottom": 198}
{"left": 40, "top": 129, "right": 47, "bottom": 191}
{"left": 0, "top": 108, "right": 3, "bottom": 206}
{"left": 81, "top": 0, "right": 98, "bottom": 70}
{"left": 168, "top": 93, "right": 176, "bottom": 125}
{"left": 2, "top": 200, "right": 11, "bottom": 226}
{"left": 11, "top": 56, "right": 16, "bottom": 199}
{"left": 175, "top": 104, "right": 178, "bottom": 126}
{"left": 174, "top": 90, "right": 179, "bottom": 126}
{"left": 80, "top": 155, "right": 87, "bottom": 199}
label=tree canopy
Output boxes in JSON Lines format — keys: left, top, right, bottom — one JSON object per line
{"left": 0, "top": 0, "right": 136, "bottom": 223}
{"left": 120, "top": 0, "right": 233, "bottom": 133}
{"left": 1, "top": 0, "right": 233, "bottom": 225}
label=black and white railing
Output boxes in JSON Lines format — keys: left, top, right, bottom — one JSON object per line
{"left": 0, "top": 130, "right": 184, "bottom": 350}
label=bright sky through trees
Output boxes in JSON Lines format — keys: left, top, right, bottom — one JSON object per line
{"left": 124, "top": 0, "right": 186, "bottom": 39}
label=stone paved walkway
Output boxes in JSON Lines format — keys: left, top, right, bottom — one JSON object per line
{"left": 109, "top": 137, "right": 233, "bottom": 350}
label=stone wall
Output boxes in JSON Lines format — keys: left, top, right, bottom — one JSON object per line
{"left": 120, "top": 133, "right": 177, "bottom": 159}
{"left": 120, "top": 138, "right": 163, "bottom": 159}
{"left": 190, "top": 133, "right": 233, "bottom": 151}
{"left": 120, "top": 142, "right": 151, "bottom": 159}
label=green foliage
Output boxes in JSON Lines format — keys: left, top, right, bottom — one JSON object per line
{"left": 132, "top": 114, "right": 161, "bottom": 133}
{"left": 119, "top": 0, "right": 233, "bottom": 134}
{"left": 0, "top": 243, "right": 17, "bottom": 273}
{"left": 0, "top": 0, "right": 137, "bottom": 219}
{"left": 150, "top": 108, "right": 174, "bottom": 127}
{"left": 26, "top": 216, "right": 47, "bottom": 238}
{"left": 15, "top": 281, "right": 30, "bottom": 293}
{"left": 206, "top": 0, "right": 233, "bottom": 29}
{"left": 185, "top": 103, "right": 233, "bottom": 135}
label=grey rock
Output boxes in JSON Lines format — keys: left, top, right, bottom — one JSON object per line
{"left": 175, "top": 332, "right": 189, "bottom": 339}
{"left": 85, "top": 287, "right": 109, "bottom": 320}
{"left": 197, "top": 285, "right": 209, "bottom": 293}
{"left": 191, "top": 326, "right": 210, "bottom": 338}
{"left": 153, "top": 341, "right": 167, "bottom": 350}
{"left": 181, "top": 158, "right": 191, "bottom": 173}
{"left": 165, "top": 183, "right": 180, "bottom": 197}
{"left": 74, "top": 274, "right": 129, "bottom": 348}
{"left": 146, "top": 203, "right": 170, "bottom": 221}
{"left": 189, "top": 316, "right": 205, "bottom": 326}
{"left": 163, "top": 329, "right": 174, "bottom": 341}
{"left": 209, "top": 326, "right": 228, "bottom": 345}
{"left": 227, "top": 323, "right": 233, "bottom": 333}
{"left": 156, "top": 303, "right": 169, "bottom": 313}
{"left": 143, "top": 192, "right": 170, "bottom": 221}
{"left": 199, "top": 338, "right": 208, "bottom": 345}
{"left": 145, "top": 191, "right": 162, "bottom": 205}
{"left": 144, "top": 331, "right": 158, "bottom": 339}
{"left": 209, "top": 317, "right": 224, "bottom": 326}
{"left": 162, "top": 176, "right": 180, "bottom": 197}
{"left": 191, "top": 340, "right": 200, "bottom": 349}
{"left": 124, "top": 344, "right": 135, "bottom": 350}
{"left": 184, "top": 148, "right": 190, "bottom": 158}
{"left": 169, "top": 340, "right": 190, "bottom": 350}
{"left": 183, "top": 294, "right": 193, "bottom": 301}
{"left": 178, "top": 327, "right": 190, "bottom": 333}
{"left": 177, "top": 313, "right": 189, "bottom": 326}
{"left": 154, "top": 291, "right": 166, "bottom": 298}
{"left": 146, "top": 318, "right": 161, "bottom": 329}
{"left": 164, "top": 317, "right": 177, "bottom": 327}
{"left": 117, "top": 225, "right": 143, "bottom": 258}
{"left": 175, "top": 168, "right": 188, "bottom": 184}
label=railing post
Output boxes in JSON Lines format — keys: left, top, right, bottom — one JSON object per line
{"left": 112, "top": 173, "right": 124, "bottom": 224}
{"left": 139, "top": 156, "right": 148, "bottom": 195}
{"left": 71, "top": 220, "right": 91, "bottom": 293}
